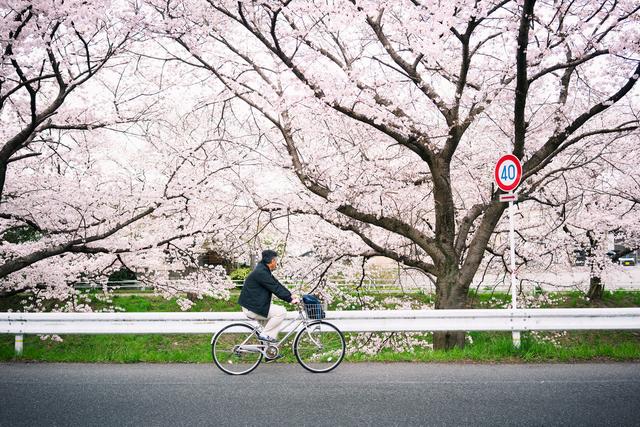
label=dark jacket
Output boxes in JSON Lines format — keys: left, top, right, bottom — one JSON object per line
{"left": 238, "top": 262, "right": 292, "bottom": 317}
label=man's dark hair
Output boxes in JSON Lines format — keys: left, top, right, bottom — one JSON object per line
{"left": 261, "top": 250, "right": 278, "bottom": 264}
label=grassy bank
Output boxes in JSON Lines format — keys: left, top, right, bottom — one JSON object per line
{"left": 2, "top": 330, "right": 638, "bottom": 364}
{"left": 1, "top": 290, "right": 639, "bottom": 363}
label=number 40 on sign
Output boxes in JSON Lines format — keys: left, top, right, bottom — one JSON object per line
{"left": 494, "top": 154, "right": 522, "bottom": 202}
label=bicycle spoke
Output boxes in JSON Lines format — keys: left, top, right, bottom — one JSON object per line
{"left": 212, "top": 323, "right": 263, "bottom": 375}
{"left": 294, "top": 321, "right": 345, "bottom": 373}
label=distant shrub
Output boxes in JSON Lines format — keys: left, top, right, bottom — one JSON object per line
{"left": 230, "top": 267, "right": 251, "bottom": 281}
{"left": 2, "top": 225, "right": 41, "bottom": 243}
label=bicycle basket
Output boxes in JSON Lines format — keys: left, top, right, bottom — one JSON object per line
{"left": 302, "top": 294, "right": 326, "bottom": 320}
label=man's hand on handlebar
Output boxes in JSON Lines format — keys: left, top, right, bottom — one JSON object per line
{"left": 290, "top": 296, "right": 300, "bottom": 305}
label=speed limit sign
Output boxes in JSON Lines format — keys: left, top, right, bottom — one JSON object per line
{"left": 494, "top": 154, "right": 522, "bottom": 192}
{"left": 494, "top": 153, "right": 524, "bottom": 347}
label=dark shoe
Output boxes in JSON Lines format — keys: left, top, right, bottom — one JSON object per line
{"left": 257, "top": 334, "right": 278, "bottom": 343}
{"left": 264, "top": 354, "right": 285, "bottom": 363}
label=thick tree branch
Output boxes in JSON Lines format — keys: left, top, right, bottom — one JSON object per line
{"left": 528, "top": 50, "right": 608, "bottom": 84}
{"left": 0, "top": 206, "right": 157, "bottom": 279}
{"left": 365, "top": 10, "right": 452, "bottom": 125}
{"left": 316, "top": 212, "right": 437, "bottom": 275}
{"left": 513, "top": 0, "right": 536, "bottom": 159}
{"left": 454, "top": 202, "right": 489, "bottom": 256}
{"left": 523, "top": 61, "right": 640, "bottom": 178}
{"left": 278, "top": 111, "right": 444, "bottom": 264}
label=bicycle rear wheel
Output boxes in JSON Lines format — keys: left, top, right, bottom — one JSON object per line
{"left": 212, "top": 323, "right": 263, "bottom": 375}
{"left": 293, "top": 321, "right": 345, "bottom": 373}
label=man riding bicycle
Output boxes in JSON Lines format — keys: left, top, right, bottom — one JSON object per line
{"left": 213, "top": 250, "right": 344, "bottom": 374}
{"left": 238, "top": 250, "right": 299, "bottom": 343}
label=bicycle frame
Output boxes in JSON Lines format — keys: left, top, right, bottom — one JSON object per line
{"left": 223, "top": 305, "right": 322, "bottom": 358}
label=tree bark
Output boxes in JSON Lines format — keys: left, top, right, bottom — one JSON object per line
{"left": 433, "top": 268, "right": 469, "bottom": 350}
{"left": 587, "top": 276, "right": 604, "bottom": 301}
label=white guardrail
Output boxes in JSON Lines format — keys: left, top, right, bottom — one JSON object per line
{"left": 2, "top": 308, "right": 640, "bottom": 355}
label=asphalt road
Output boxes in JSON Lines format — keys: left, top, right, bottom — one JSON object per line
{"left": 1, "top": 362, "right": 639, "bottom": 426}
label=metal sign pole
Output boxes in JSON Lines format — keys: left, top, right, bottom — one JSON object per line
{"left": 509, "top": 198, "right": 521, "bottom": 348}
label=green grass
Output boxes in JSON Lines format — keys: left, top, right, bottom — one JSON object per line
{"left": 2, "top": 330, "right": 638, "bottom": 363}
{"left": 1, "top": 290, "right": 639, "bottom": 363}
{"left": 0, "top": 293, "right": 241, "bottom": 313}
{"left": 0, "top": 334, "right": 213, "bottom": 363}
{"left": 347, "top": 331, "right": 640, "bottom": 363}
{"left": 1, "top": 289, "right": 637, "bottom": 313}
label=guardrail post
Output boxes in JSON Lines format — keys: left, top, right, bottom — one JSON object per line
{"left": 512, "top": 330, "right": 521, "bottom": 348}
{"left": 15, "top": 335, "right": 23, "bottom": 356}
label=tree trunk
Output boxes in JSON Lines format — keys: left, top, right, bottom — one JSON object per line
{"left": 587, "top": 276, "right": 604, "bottom": 301}
{"left": 433, "top": 271, "right": 469, "bottom": 350}
{"left": 433, "top": 330, "right": 466, "bottom": 350}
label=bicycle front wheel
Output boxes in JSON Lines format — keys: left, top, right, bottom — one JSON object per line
{"left": 294, "top": 321, "right": 345, "bottom": 373}
{"left": 212, "top": 323, "right": 263, "bottom": 375}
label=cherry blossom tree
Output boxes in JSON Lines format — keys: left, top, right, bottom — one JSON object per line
{"left": 149, "top": 0, "right": 640, "bottom": 348}
{"left": 1, "top": 0, "right": 141, "bottom": 300}
{"left": 0, "top": 1, "right": 250, "bottom": 309}
{"left": 555, "top": 140, "right": 640, "bottom": 300}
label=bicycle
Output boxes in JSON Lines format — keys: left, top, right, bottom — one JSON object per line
{"left": 211, "top": 299, "right": 345, "bottom": 375}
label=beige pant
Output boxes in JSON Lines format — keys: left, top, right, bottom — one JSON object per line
{"left": 242, "top": 304, "right": 287, "bottom": 340}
